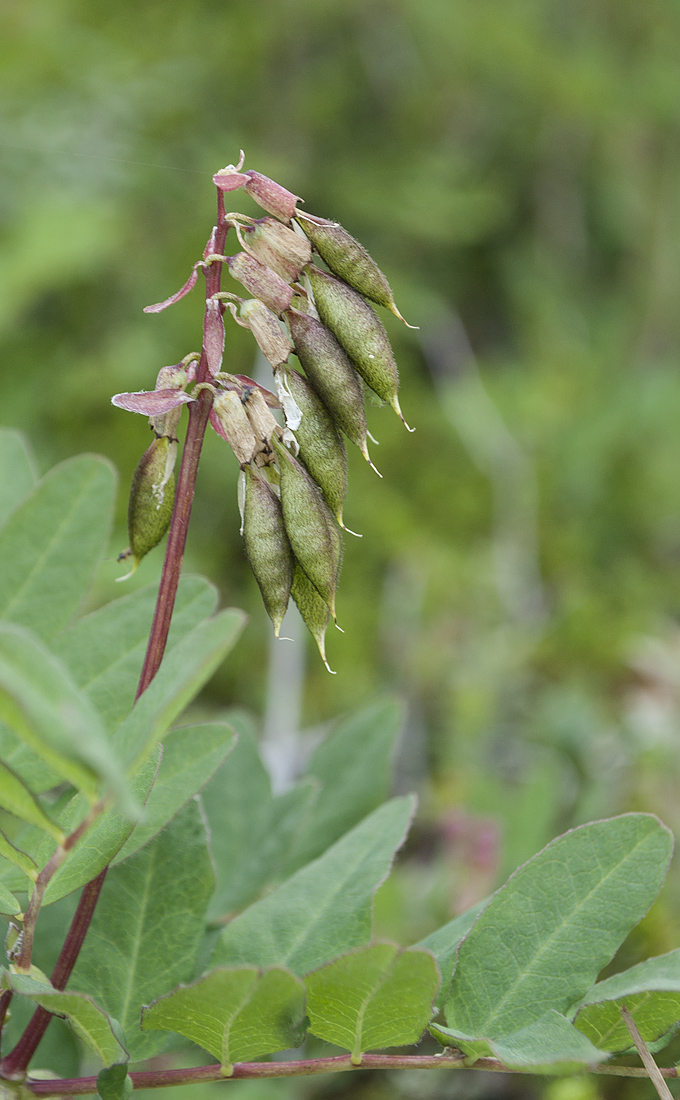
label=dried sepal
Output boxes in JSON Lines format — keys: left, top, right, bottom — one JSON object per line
{"left": 119, "top": 436, "right": 177, "bottom": 577}
{"left": 297, "top": 213, "right": 414, "bottom": 326}
{"left": 243, "top": 171, "right": 302, "bottom": 222}
{"left": 209, "top": 389, "right": 258, "bottom": 466}
{"left": 307, "top": 267, "right": 412, "bottom": 429}
{"left": 226, "top": 253, "right": 294, "bottom": 316}
{"left": 272, "top": 436, "right": 342, "bottom": 621}
{"left": 238, "top": 298, "right": 293, "bottom": 369}
{"left": 283, "top": 367, "right": 350, "bottom": 531}
{"left": 111, "top": 389, "right": 193, "bottom": 418}
{"left": 239, "top": 217, "right": 312, "bottom": 283}
{"left": 204, "top": 299, "right": 225, "bottom": 376}
{"left": 243, "top": 465, "right": 294, "bottom": 637}
{"left": 241, "top": 387, "right": 281, "bottom": 468}
{"left": 286, "top": 309, "right": 379, "bottom": 473}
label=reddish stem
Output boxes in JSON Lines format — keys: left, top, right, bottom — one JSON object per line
{"left": 0, "top": 871, "right": 108, "bottom": 1079}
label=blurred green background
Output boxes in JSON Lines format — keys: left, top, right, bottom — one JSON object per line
{"left": 4, "top": 0, "right": 680, "bottom": 1095}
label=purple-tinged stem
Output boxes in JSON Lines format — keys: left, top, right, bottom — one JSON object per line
{"left": 0, "top": 871, "right": 108, "bottom": 1080}
{"left": 21, "top": 1053, "right": 680, "bottom": 1095}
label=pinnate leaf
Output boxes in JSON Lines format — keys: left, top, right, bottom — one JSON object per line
{"left": 0, "top": 454, "right": 115, "bottom": 641}
{"left": 115, "top": 722, "right": 236, "bottom": 864}
{"left": 444, "top": 814, "right": 673, "bottom": 1046}
{"left": 0, "top": 881, "right": 21, "bottom": 915}
{"left": 0, "top": 828, "right": 37, "bottom": 880}
{"left": 211, "top": 796, "right": 415, "bottom": 975}
{"left": 3, "top": 972, "right": 127, "bottom": 1067}
{"left": 53, "top": 576, "right": 218, "bottom": 733}
{"left": 305, "top": 943, "right": 440, "bottom": 1062}
{"left": 572, "top": 949, "right": 680, "bottom": 1054}
{"left": 42, "top": 748, "right": 160, "bottom": 906}
{"left": 72, "top": 800, "right": 214, "bottom": 1061}
{"left": 112, "top": 609, "right": 245, "bottom": 769}
{"left": 0, "top": 622, "right": 133, "bottom": 812}
{"left": 415, "top": 899, "right": 488, "bottom": 1009}
{"left": 141, "top": 966, "right": 306, "bottom": 1072}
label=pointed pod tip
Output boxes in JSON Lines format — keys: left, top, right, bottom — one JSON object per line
{"left": 390, "top": 395, "right": 415, "bottom": 432}
{"left": 340, "top": 524, "right": 362, "bottom": 538}
{"left": 389, "top": 302, "right": 419, "bottom": 330}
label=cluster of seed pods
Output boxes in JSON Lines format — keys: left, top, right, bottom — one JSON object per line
{"left": 113, "top": 155, "right": 413, "bottom": 670}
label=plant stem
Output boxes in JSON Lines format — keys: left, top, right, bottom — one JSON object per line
{"left": 1, "top": 191, "right": 229, "bottom": 1083}
{"left": 0, "top": 871, "right": 107, "bottom": 1079}
{"left": 21, "top": 1054, "right": 680, "bottom": 1095}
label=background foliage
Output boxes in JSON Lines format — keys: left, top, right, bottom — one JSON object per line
{"left": 4, "top": 1, "right": 680, "bottom": 1096}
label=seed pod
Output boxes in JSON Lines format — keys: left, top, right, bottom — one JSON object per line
{"left": 297, "top": 214, "right": 410, "bottom": 324}
{"left": 291, "top": 565, "right": 333, "bottom": 673}
{"left": 283, "top": 367, "right": 348, "bottom": 528}
{"left": 243, "top": 465, "right": 294, "bottom": 637}
{"left": 227, "top": 253, "right": 293, "bottom": 316}
{"left": 307, "top": 267, "right": 410, "bottom": 428}
{"left": 240, "top": 217, "right": 312, "bottom": 282}
{"left": 287, "top": 309, "right": 378, "bottom": 471}
{"left": 210, "top": 390, "right": 257, "bottom": 466}
{"left": 272, "top": 436, "right": 341, "bottom": 619}
{"left": 121, "top": 436, "right": 177, "bottom": 574}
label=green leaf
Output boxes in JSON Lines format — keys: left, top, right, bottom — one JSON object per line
{"left": 114, "top": 722, "right": 236, "bottom": 865}
{"left": 305, "top": 943, "right": 440, "bottom": 1063}
{"left": 0, "top": 881, "right": 21, "bottom": 915}
{"left": 444, "top": 814, "right": 673, "bottom": 1042}
{"left": 415, "top": 899, "right": 488, "bottom": 1009}
{"left": 72, "top": 800, "right": 215, "bottom": 1061}
{"left": 3, "top": 972, "right": 127, "bottom": 1067}
{"left": 284, "top": 699, "right": 403, "bottom": 873}
{"left": 42, "top": 748, "right": 161, "bottom": 906}
{"left": 141, "top": 966, "right": 306, "bottom": 1073}
{"left": 203, "top": 715, "right": 317, "bottom": 920}
{"left": 0, "top": 828, "right": 38, "bottom": 880}
{"left": 432, "top": 1011, "right": 607, "bottom": 1073}
{"left": 211, "top": 796, "right": 416, "bottom": 976}
{"left": 572, "top": 949, "right": 680, "bottom": 1054}
{"left": 0, "top": 622, "right": 133, "bottom": 812}
{"left": 0, "top": 760, "right": 64, "bottom": 842}
{"left": 97, "top": 1063, "right": 133, "bottom": 1100}
{"left": 0, "top": 454, "right": 115, "bottom": 641}
{"left": 112, "top": 609, "right": 246, "bottom": 769}
{"left": 53, "top": 576, "right": 218, "bottom": 733}
{"left": 0, "top": 429, "right": 37, "bottom": 528}
{"left": 0, "top": 723, "right": 62, "bottom": 794}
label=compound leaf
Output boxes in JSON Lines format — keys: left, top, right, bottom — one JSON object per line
{"left": 0, "top": 429, "right": 37, "bottom": 527}
{"left": 141, "top": 966, "right": 306, "bottom": 1072}
{"left": 415, "top": 899, "right": 488, "bottom": 1009}
{"left": 211, "top": 796, "right": 415, "bottom": 976}
{"left": 432, "top": 1010, "right": 607, "bottom": 1073}
{"left": 305, "top": 943, "right": 440, "bottom": 1062}
{"left": 444, "top": 814, "right": 672, "bottom": 1044}
{"left": 72, "top": 800, "right": 214, "bottom": 1061}
{"left": 114, "top": 722, "right": 236, "bottom": 864}
{"left": 0, "top": 454, "right": 115, "bottom": 641}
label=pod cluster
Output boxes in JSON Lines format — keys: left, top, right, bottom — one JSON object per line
{"left": 116, "top": 157, "right": 413, "bottom": 669}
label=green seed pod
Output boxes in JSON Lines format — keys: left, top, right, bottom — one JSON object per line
{"left": 307, "top": 267, "right": 411, "bottom": 428}
{"left": 297, "top": 214, "right": 412, "bottom": 325}
{"left": 243, "top": 465, "right": 294, "bottom": 636}
{"left": 291, "top": 564, "right": 333, "bottom": 673}
{"left": 283, "top": 367, "right": 349, "bottom": 529}
{"left": 287, "top": 309, "right": 379, "bottom": 472}
{"left": 120, "top": 436, "right": 177, "bottom": 576}
{"left": 272, "top": 436, "right": 341, "bottom": 620}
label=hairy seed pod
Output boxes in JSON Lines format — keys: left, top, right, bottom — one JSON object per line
{"left": 227, "top": 253, "right": 293, "bottom": 316}
{"left": 283, "top": 367, "right": 348, "bottom": 528}
{"left": 307, "top": 267, "right": 409, "bottom": 427}
{"left": 272, "top": 436, "right": 341, "bottom": 619}
{"left": 243, "top": 465, "right": 294, "bottom": 636}
{"left": 297, "top": 214, "right": 410, "bottom": 324}
{"left": 291, "top": 564, "right": 333, "bottom": 673}
{"left": 121, "top": 436, "right": 177, "bottom": 573}
{"left": 241, "top": 217, "right": 312, "bottom": 282}
{"left": 287, "top": 309, "right": 378, "bottom": 471}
